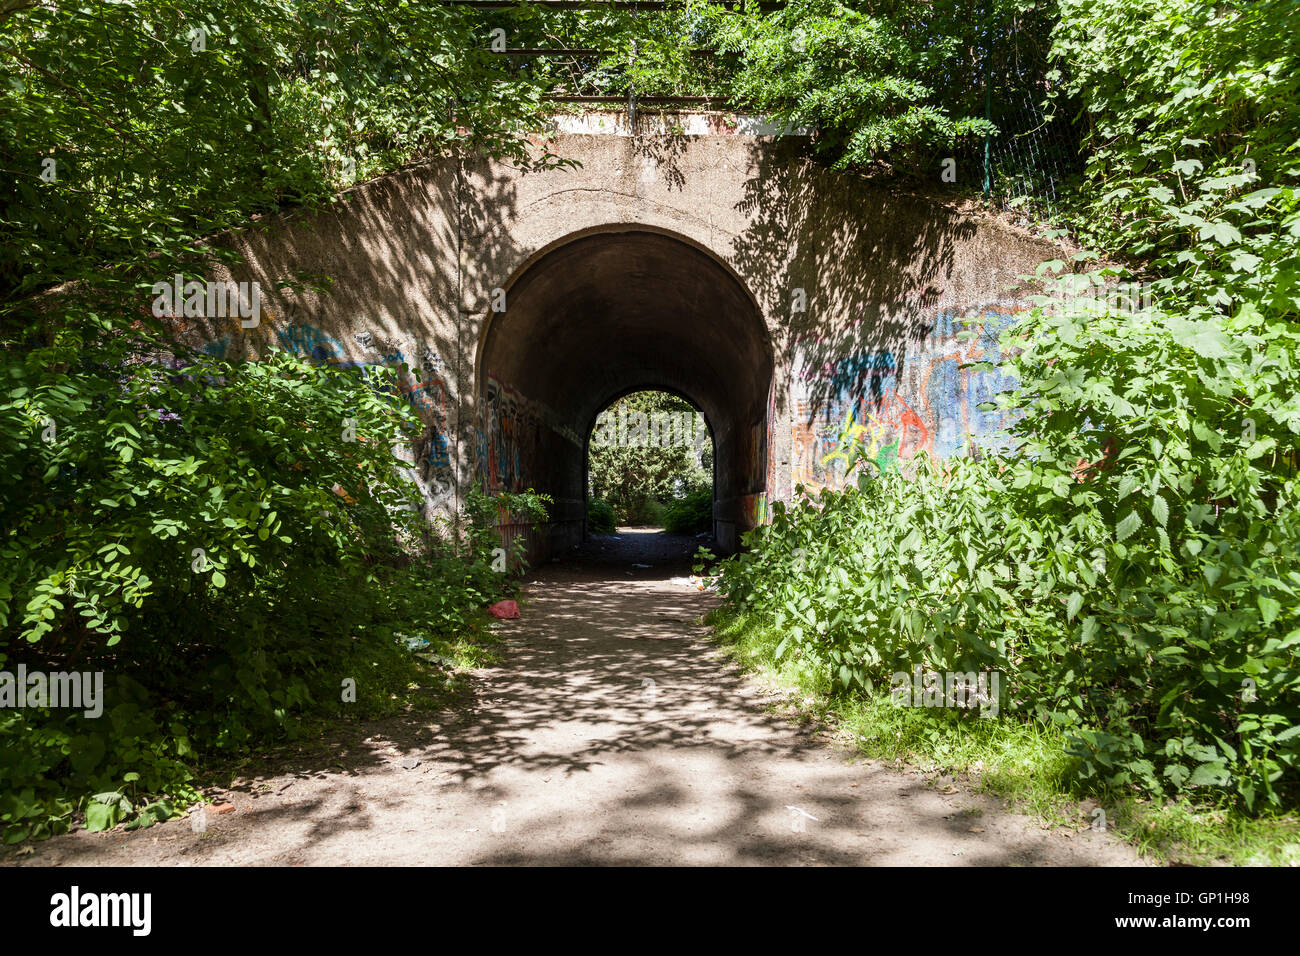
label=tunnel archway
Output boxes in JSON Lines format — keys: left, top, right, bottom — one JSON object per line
{"left": 476, "top": 227, "right": 774, "bottom": 556}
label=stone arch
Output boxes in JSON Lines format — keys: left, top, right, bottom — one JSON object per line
{"left": 474, "top": 227, "right": 774, "bottom": 554}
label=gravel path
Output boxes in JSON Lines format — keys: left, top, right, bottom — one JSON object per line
{"left": 5, "top": 529, "right": 1144, "bottom": 866}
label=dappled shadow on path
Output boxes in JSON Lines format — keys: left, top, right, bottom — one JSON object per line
{"left": 15, "top": 564, "right": 1139, "bottom": 867}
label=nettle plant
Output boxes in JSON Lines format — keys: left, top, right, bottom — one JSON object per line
{"left": 989, "top": 264, "right": 1300, "bottom": 810}
{"left": 0, "top": 0, "right": 596, "bottom": 845}
{"left": 0, "top": 318, "right": 431, "bottom": 839}
{"left": 714, "top": 0, "right": 1300, "bottom": 813}
{"left": 720, "top": 454, "right": 1014, "bottom": 698}
{"left": 462, "top": 484, "right": 552, "bottom": 579}
{"left": 719, "top": 267, "right": 1300, "bottom": 810}
{"left": 1, "top": 339, "right": 423, "bottom": 648}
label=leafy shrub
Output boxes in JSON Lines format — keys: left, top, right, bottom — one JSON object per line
{"left": 0, "top": 551, "right": 523, "bottom": 842}
{"left": 712, "top": 0, "right": 1300, "bottom": 817}
{"left": 717, "top": 276, "right": 1300, "bottom": 811}
{"left": 462, "top": 484, "right": 552, "bottom": 575}
{"left": 663, "top": 487, "right": 713, "bottom": 535}
{"left": 0, "top": 336, "right": 550, "bottom": 841}
{"left": 1, "top": 344, "right": 424, "bottom": 644}
{"left": 632, "top": 498, "right": 669, "bottom": 527}
{"left": 587, "top": 498, "right": 617, "bottom": 533}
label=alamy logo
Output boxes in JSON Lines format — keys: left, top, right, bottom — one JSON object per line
{"left": 49, "top": 886, "right": 151, "bottom": 936}
{"left": 890, "top": 666, "right": 1001, "bottom": 717}
{"left": 591, "top": 408, "right": 707, "bottom": 451}
{"left": 0, "top": 665, "right": 102, "bottom": 718}
{"left": 151, "top": 274, "right": 260, "bottom": 327}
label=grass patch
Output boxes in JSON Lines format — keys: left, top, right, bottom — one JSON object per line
{"left": 706, "top": 607, "right": 1300, "bottom": 866}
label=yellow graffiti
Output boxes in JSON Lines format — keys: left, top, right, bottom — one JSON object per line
{"left": 819, "top": 408, "right": 887, "bottom": 473}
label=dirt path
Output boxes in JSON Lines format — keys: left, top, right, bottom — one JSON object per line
{"left": 7, "top": 529, "right": 1144, "bottom": 866}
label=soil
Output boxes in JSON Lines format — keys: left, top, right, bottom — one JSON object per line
{"left": 4, "top": 528, "right": 1145, "bottom": 867}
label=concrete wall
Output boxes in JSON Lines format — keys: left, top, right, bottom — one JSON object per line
{"left": 186, "top": 113, "right": 1065, "bottom": 556}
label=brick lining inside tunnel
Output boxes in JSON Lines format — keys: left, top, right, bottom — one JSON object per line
{"left": 477, "top": 228, "right": 774, "bottom": 557}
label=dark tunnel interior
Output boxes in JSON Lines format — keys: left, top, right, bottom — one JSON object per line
{"left": 477, "top": 228, "right": 774, "bottom": 555}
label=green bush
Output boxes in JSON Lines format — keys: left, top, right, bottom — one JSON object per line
{"left": 587, "top": 498, "right": 617, "bottom": 533}
{"left": 711, "top": 0, "right": 1300, "bottom": 817}
{"left": 717, "top": 277, "right": 1300, "bottom": 812}
{"left": 630, "top": 498, "right": 668, "bottom": 527}
{"left": 663, "top": 488, "right": 713, "bottom": 535}
{"left": 0, "top": 551, "right": 526, "bottom": 842}
{"left": 0, "top": 338, "right": 550, "bottom": 840}
{"left": 0, "top": 0, "right": 572, "bottom": 842}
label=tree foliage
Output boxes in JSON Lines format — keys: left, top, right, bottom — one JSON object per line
{"left": 0, "top": 0, "right": 560, "bottom": 841}
{"left": 588, "top": 391, "right": 711, "bottom": 525}
{"left": 0, "top": 0, "right": 563, "bottom": 301}
{"left": 711, "top": 0, "right": 1300, "bottom": 812}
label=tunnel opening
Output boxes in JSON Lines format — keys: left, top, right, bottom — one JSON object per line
{"left": 476, "top": 228, "right": 774, "bottom": 561}
{"left": 586, "top": 387, "right": 715, "bottom": 530}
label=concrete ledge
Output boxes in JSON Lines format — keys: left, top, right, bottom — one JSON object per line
{"left": 547, "top": 111, "right": 812, "bottom": 137}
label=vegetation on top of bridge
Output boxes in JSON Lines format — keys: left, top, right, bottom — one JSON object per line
{"left": 480, "top": 0, "right": 1073, "bottom": 195}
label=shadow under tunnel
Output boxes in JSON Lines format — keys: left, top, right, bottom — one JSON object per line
{"left": 477, "top": 228, "right": 774, "bottom": 559}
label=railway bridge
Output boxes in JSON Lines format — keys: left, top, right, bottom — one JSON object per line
{"left": 196, "top": 112, "right": 1063, "bottom": 554}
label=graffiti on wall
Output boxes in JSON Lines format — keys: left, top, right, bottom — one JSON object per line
{"left": 740, "top": 493, "right": 769, "bottom": 528}
{"left": 209, "top": 318, "right": 459, "bottom": 511}
{"left": 766, "top": 379, "right": 780, "bottom": 499}
{"left": 737, "top": 419, "right": 764, "bottom": 492}
{"left": 476, "top": 375, "right": 581, "bottom": 494}
{"left": 792, "top": 309, "right": 1022, "bottom": 493}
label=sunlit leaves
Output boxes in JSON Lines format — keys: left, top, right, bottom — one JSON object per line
{"left": 710, "top": 0, "right": 1010, "bottom": 174}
